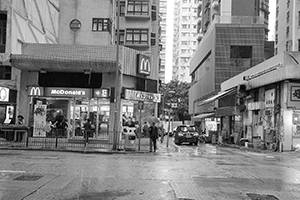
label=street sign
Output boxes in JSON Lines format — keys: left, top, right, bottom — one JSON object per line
{"left": 138, "top": 101, "right": 144, "bottom": 110}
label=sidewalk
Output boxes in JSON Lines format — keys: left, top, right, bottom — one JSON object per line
{"left": 218, "top": 143, "right": 299, "bottom": 156}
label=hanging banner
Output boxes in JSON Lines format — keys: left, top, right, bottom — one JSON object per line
{"left": 33, "top": 104, "right": 47, "bottom": 137}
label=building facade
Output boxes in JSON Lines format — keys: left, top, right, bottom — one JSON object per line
{"left": 221, "top": 52, "right": 300, "bottom": 152}
{"left": 172, "top": 0, "right": 199, "bottom": 82}
{"left": 275, "top": 0, "right": 300, "bottom": 54}
{"left": 10, "top": 0, "right": 160, "bottom": 144}
{"left": 0, "top": 0, "right": 58, "bottom": 124}
{"left": 189, "top": 0, "right": 270, "bottom": 115}
{"left": 158, "top": 0, "right": 167, "bottom": 83}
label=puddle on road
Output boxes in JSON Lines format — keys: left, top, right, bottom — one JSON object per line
{"left": 66, "top": 190, "right": 132, "bottom": 200}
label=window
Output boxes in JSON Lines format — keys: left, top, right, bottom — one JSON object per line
{"left": 181, "top": 41, "right": 188, "bottom": 45}
{"left": 287, "top": 11, "right": 290, "bottom": 23}
{"left": 0, "top": 13, "right": 7, "bottom": 53}
{"left": 126, "top": 29, "right": 148, "bottom": 45}
{"left": 286, "top": 41, "right": 289, "bottom": 51}
{"left": 299, "top": 12, "right": 300, "bottom": 26}
{"left": 92, "top": 18, "right": 111, "bottom": 32}
{"left": 276, "top": 7, "right": 279, "bottom": 17}
{"left": 286, "top": 26, "right": 289, "bottom": 38}
{"left": 115, "top": 30, "right": 125, "bottom": 45}
{"left": 127, "top": 0, "right": 149, "bottom": 16}
{"left": 151, "top": 32, "right": 156, "bottom": 46}
{"left": 275, "top": 34, "right": 278, "bottom": 44}
{"left": 151, "top": 5, "right": 157, "bottom": 21}
{"left": 230, "top": 46, "right": 252, "bottom": 58}
{"left": 287, "top": 0, "right": 290, "bottom": 8}
{"left": 275, "top": 20, "right": 278, "bottom": 31}
{"left": 298, "top": 39, "right": 300, "bottom": 51}
{"left": 116, "top": 1, "right": 125, "bottom": 16}
{"left": 0, "top": 66, "right": 11, "bottom": 80}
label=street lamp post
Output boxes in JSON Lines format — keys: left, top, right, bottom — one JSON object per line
{"left": 113, "top": 0, "right": 121, "bottom": 150}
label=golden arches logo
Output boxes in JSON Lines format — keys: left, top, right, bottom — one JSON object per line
{"left": 30, "top": 87, "right": 41, "bottom": 96}
{"left": 140, "top": 58, "right": 150, "bottom": 75}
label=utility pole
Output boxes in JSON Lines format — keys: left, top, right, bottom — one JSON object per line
{"left": 113, "top": 0, "right": 121, "bottom": 150}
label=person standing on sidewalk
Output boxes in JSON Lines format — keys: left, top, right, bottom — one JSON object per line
{"left": 148, "top": 122, "right": 158, "bottom": 152}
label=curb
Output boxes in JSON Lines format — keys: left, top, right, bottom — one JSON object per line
{"left": 0, "top": 146, "right": 152, "bottom": 155}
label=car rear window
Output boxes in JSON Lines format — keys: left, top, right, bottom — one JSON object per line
{"left": 179, "top": 126, "right": 196, "bottom": 132}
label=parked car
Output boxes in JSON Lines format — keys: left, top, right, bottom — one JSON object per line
{"left": 174, "top": 125, "right": 199, "bottom": 145}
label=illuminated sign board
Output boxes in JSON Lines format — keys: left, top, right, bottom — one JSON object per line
{"left": 124, "top": 89, "right": 161, "bottom": 103}
{"left": 93, "top": 88, "right": 110, "bottom": 98}
{"left": 28, "top": 86, "right": 44, "bottom": 96}
{"left": 0, "top": 87, "right": 9, "bottom": 102}
{"left": 45, "top": 87, "right": 91, "bottom": 97}
{"left": 137, "top": 54, "right": 151, "bottom": 76}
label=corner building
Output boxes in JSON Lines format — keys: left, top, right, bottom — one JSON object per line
{"left": 11, "top": 0, "right": 160, "bottom": 143}
{"left": 189, "top": 0, "right": 270, "bottom": 131}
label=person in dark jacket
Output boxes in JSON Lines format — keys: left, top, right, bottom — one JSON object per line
{"left": 148, "top": 122, "right": 158, "bottom": 152}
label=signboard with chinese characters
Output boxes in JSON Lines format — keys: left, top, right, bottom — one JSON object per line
{"left": 33, "top": 104, "right": 47, "bottom": 137}
{"left": 45, "top": 87, "right": 91, "bottom": 98}
{"left": 288, "top": 83, "right": 300, "bottom": 108}
{"left": 124, "top": 89, "right": 161, "bottom": 103}
{"left": 93, "top": 88, "right": 110, "bottom": 98}
{"left": 265, "top": 89, "right": 275, "bottom": 108}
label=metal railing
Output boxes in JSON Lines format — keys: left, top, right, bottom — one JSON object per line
{"left": 0, "top": 129, "right": 120, "bottom": 150}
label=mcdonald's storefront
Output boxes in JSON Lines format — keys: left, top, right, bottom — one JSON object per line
{"left": 10, "top": 43, "right": 160, "bottom": 142}
{"left": 27, "top": 86, "right": 111, "bottom": 138}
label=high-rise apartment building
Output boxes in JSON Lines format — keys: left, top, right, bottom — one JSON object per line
{"left": 172, "top": 0, "right": 199, "bottom": 82}
{"left": 189, "top": 0, "right": 270, "bottom": 116}
{"left": 159, "top": 0, "right": 167, "bottom": 83}
{"left": 275, "top": 0, "right": 300, "bottom": 54}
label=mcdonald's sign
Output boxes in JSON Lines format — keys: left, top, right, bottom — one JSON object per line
{"left": 28, "top": 86, "right": 44, "bottom": 96}
{"left": 137, "top": 54, "right": 151, "bottom": 76}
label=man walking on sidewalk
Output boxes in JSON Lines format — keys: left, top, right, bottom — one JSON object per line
{"left": 148, "top": 122, "right": 158, "bottom": 152}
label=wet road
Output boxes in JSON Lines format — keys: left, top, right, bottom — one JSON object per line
{"left": 0, "top": 142, "right": 300, "bottom": 200}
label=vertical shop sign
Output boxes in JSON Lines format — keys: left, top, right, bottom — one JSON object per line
{"left": 33, "top": 104, "right": 47, "bottom": 137}
{"left": 265, "top": 89, "right": 275, "bottom": 108}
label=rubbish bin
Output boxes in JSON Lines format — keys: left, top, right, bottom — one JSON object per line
{"left": 124, "top": 128, "right": 136, "bottom": 151}
{"left": 253, "top": 136, "right": 261, "bottom": 149}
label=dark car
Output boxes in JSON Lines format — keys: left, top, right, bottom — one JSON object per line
{"left": 174, "top": 125, "right": 199, "bottom": 145}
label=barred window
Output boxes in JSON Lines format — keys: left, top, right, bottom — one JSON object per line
{"left": 126, "top": 29, "right": 148, "bottom": 44}
{"left": 0, "top": 13, "right": 7, "bottom": 53}
{"left": 116, "top": 1, "right": 125, "bottom": 16}
{"left": 0, "top": 65, "right": 11, "bottom": 80}
{"left": 92, "top": 18, "right": 111, "bottom": 32}
{"left": 127, "top": 0, "right": 149, "bottom": 16}
{"left": 115, "top": 30, "right": 125, "bottom": 45}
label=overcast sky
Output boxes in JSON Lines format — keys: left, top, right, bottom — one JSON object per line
{"left": 164, "top": 1, "right": 276, "bottom": 83}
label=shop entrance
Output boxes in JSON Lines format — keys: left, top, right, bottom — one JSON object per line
{"left": 30, "top": 97, "right": 110, "bottom": 139}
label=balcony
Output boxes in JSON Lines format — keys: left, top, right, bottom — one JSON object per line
{"left": 260, "top": 2, "right": 270, "bottom": 14}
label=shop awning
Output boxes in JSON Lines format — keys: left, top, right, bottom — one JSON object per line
{"left": 198, "top": 88, "right": 236, "bottom": 106}
{"left": 10, "top": 43, "right": 121, "bottom": 73}
{"left": 192, "top": 112, "right": 215, "bottom": 121}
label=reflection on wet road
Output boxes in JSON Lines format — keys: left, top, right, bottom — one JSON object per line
{"left": 0, "top": 143, "right": 300, "bottom": 200}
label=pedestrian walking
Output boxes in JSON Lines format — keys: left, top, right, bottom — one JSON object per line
{"left": 148, "top": 122, "right": 158, "bottom": 152}
{"left": 142, "top": 121, "right": 149, "bottom": 137}
{"left": 83, "top": 119, "right": 92, "bottom": 145}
